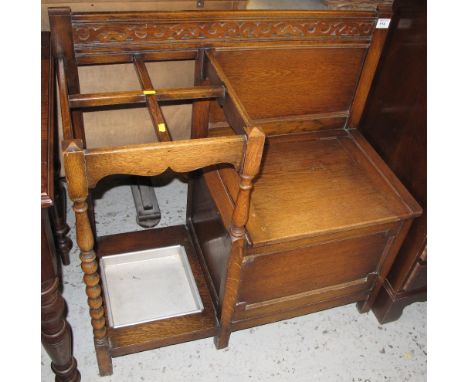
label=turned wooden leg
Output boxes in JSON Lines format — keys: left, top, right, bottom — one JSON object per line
{"left": 52, "top": 179, "right": 73, "bottom": 265}
{"left": 215, "top": 128, "right": 265, "bottom": 349}
{"left": 42, "top": 210, "right": 80, "bottom": 382}
{"left": 42, "top": 278, "right": 80, "bottom": 382}
{"left": 52, "top": 88, "right": 72, "bottom": 265}
{"left": 65, "top": 141, "right": 113, "bottom": 376}
{"left": 76, "top": 201, "right": 113, "bottom": 376}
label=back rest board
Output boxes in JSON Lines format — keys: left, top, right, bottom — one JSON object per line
{"left": 213, "top": 47, "right": 367, "bottom": 123}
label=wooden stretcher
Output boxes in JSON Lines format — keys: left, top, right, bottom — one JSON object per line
{"left": 50, "top": 3, "right": 421, "bottom": 376}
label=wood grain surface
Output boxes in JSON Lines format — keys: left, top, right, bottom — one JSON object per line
{"left": 213, "top": 131, "right": 420, "bottom": 246}
{"left": 214, "top": 48, "right": 366, "bottom": 120}
{"left": 83, "top": 135, "right": 245, "bottom": 187}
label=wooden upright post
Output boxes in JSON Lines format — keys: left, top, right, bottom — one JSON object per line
{"left": 191, "top": 49, "right": 211, "bottom": 139}
{"left": 50, "top": 8, "right": 97, "bottom": 238}
{"left": 347, "top": 4, "right": 393, "bottom": 129}
{"left": 42, "top": 210, "right": 80, "bottom": 382}
{"left": 63, "top": 140, "right": 113, "bottom": 376}
{"left": 215, "top": 127, "right": 265, "bottom": 349}
{"left": 49, "top": 7, "right": 86, "bottom": 143}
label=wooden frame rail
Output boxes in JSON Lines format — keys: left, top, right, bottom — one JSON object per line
{"left": 64, "top": 136, "right": 246, "bottom": 188}
{"left": 56, "top": 58, "right": 74, "bottom": 140}
{"left": 68, "top": 86, "right": 225, "bottom": 109}
{"left": 62, "top": 50, "right": 249, "bottom": 141}
{"left": 204, "top": 50, "right": 253, "bottom": 135}
{"left": 133, "top": 55, "right": 172, "bottom": 141}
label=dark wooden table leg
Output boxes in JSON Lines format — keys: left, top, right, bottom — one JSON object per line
{"left": 42, "top": 209, "right": 80, "bottom": 382}
{"left": 52, "top": 179, "right": 73, "bottom": 265}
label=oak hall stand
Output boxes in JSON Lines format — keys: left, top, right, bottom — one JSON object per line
{"left": 51, "top": 4, "right": 421, "bottom": 376}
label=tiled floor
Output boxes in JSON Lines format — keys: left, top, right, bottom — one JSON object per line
{"left": 41, "top": 178, "right": 426, "bottom": 382}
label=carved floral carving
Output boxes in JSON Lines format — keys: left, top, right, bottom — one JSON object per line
{"left": 73, "top": 19, "right": 375, "bottom": 45}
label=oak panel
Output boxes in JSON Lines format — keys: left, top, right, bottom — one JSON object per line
{"left": 231, "top": 290, "right": 368, "bottom": 332}
{"left": 235, "top": 276, "right": 372, "bottom": 321}
{"left": 238, "top": 232, "right": 388, "bottom": 303}
{"left": 214, "top": 47, "right": 366, "bottom": 120}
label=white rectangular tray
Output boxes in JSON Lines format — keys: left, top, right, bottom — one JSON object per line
{"left": 100, "top": 245, "right": 204, "bottom": 328}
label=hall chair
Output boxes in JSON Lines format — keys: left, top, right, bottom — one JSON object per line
{"left": 54, "top": 4, "right": 422, "bottom": 376}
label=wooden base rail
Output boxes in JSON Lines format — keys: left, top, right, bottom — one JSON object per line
{"left": 68, "top": 86, "right": 225, "bottom": 109}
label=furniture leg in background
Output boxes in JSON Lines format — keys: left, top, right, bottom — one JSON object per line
{"left": 42, "top": 30, "right": 80, "bottom": 381}
{"left": 42, "top": 210, "right": 80, "bottom": 382}
{"left": 52, "top": 179, "right": 73, "bottom": 265}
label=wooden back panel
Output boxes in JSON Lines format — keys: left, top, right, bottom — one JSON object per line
{"left": 213, "top": 47, "right": 366, "bottom": 123}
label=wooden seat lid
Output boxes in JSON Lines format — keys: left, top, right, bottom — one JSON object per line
{"left": 210, "top": 130, "right": 422, "bottom": 247}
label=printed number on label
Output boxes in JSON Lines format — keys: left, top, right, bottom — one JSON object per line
{"left": 376, "top": 18, "right": 391, "bottom": 29}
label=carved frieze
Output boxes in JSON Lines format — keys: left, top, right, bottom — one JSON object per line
{"left": 73, "top": 18, "right": 375, "bottom": 46}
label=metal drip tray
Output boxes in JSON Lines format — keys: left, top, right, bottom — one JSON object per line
{"left": 100, "top": 245, "right": 204, "bottom": 328}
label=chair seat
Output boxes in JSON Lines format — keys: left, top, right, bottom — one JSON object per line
{"left": 208, "top": 129, "right": 420, "bottom": 247}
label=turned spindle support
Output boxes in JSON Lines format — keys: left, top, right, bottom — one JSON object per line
{"left": 215, "top": 127, "right": 265, "bottom": 349}
{"left": 63, "top": 140, "right": 113, "bottom": 376}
